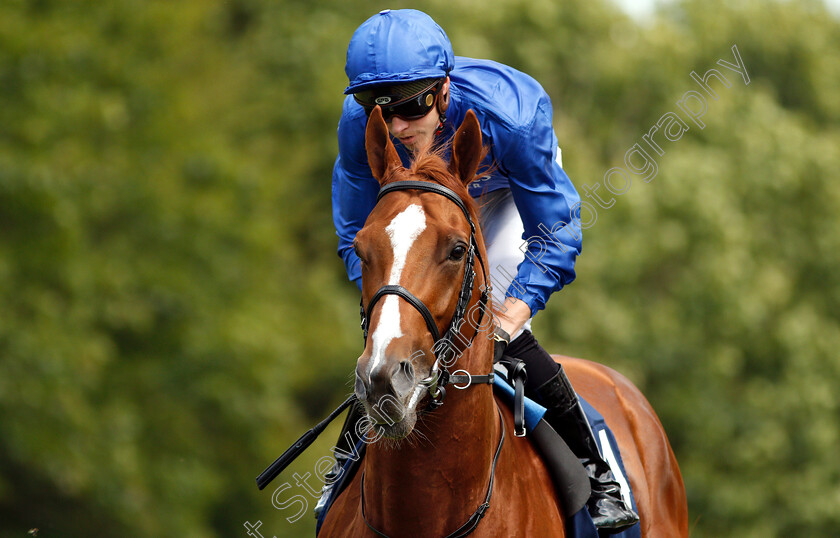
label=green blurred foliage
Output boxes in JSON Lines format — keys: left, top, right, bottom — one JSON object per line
{"left": 0, "top": 0, "right": 838, "bottom": 536}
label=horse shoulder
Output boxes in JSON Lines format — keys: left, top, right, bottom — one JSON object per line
{"left": 318, "top": 468, "right": 366, "bottom": 537}
{"left": 555, "top": 355, "right": 689, "bottom": 537}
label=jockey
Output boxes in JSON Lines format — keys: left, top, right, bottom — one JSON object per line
{"left": 321, "top": 9, "right": 638, "bottom": 532}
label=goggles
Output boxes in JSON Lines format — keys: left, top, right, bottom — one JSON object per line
{"left": 354, "top": 79, "right": 443, "bottom": 121}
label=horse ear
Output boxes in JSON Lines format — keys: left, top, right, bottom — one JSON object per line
{"left": 365, "top": 106, "right": 401, "bottom": 185}
{"left": 449, "top": 109, "right": 483, "bottom": 186}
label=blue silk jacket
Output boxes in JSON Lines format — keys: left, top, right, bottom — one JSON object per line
{"left": 332, "top": 56, "right": 582, "bottom": 315}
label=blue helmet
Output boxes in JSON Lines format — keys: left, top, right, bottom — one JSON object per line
{"left": 344, "top": 9, "right": 455, "bottom": 95}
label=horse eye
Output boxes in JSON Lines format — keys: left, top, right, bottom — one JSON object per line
{"left": 448, "top": 245, "right": 467, "bottom": 261}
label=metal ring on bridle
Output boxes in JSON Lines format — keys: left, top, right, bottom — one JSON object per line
{"left": 451, "top": 369, "right": 472, "bottom": 389}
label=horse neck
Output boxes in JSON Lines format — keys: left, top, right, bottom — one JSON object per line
{"left": 363, "top": 334, "right": 499, "bottom": 535}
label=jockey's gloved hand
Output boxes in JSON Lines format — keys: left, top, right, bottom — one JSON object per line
{"left": 493, "top": 326, "right": 511, "bottom": 363}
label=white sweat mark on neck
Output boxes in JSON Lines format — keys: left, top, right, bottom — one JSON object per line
{"left": 369, "top": 204, "right": 426, "bottom": 379}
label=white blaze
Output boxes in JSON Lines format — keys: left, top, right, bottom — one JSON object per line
{"left": 369, "top": 204, "right": 426, "bottom": 378}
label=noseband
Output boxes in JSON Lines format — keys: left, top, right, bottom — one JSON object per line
{"left": 359, "top": 180, "right": 494, "bottom": 407}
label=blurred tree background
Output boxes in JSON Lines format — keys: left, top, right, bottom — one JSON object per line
{"left": 1, "top": 0, "right": 838, "bottom": 536}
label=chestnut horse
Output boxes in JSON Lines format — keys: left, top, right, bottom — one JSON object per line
{"left": 319, "top": 107, "right": 688, "bottom": 537}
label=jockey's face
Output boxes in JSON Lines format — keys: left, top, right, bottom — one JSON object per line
{"left": 387, "top": 78, "right": 449, "bottom": 153}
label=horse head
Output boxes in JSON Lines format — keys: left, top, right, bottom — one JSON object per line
{"left": 353, "top": 106, "right": 492, "bottom": 440}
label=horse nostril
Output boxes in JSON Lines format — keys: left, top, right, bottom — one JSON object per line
{"left": 391, "top": 360, "right": 416, "bottom": 397}
{"left": 368, "top": 364, "right": 395, "bottom": 398}
{"left": 399, "top": 360, "right": 415, "bottom": 380}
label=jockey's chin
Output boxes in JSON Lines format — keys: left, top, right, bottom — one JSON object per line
{"left": 388, "top": 111, "right": 439, "bottom": 153}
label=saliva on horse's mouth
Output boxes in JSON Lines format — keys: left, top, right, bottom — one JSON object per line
{"left": 364, "top": 400, "right": 418, "bottom": 440}
{"left": 371, "top": 419, "right": 415, "bottom": 440}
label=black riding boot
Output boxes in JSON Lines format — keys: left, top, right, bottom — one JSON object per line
{"left": 505, "top": 330, "right": 640, "bottom": 533}
{"left": 313, "top": 401, "right": 365, "bottom": 518}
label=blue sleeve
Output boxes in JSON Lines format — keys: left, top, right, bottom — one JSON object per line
{"left": 332, "top": 99, "right": 380, "bottom": 291}
{"left": 497, "top": 95, "right": 582, "bottom": 314}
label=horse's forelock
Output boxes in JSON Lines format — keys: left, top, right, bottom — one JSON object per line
{"left": 381, "top": 144, "right": 483, "bottom": 220}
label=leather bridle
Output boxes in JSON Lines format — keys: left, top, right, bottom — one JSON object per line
{"left": 359, "top": 180, "right": 495, "bottom": 408}
{"left": 358, "top": 180, "right": 503, "bottom": 538}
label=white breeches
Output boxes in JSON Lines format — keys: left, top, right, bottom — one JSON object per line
{"left": 478, "top": 189, "right": 533, "bottom": 337}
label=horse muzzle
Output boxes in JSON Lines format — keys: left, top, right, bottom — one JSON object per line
{"left": 355, "top": 357, "right": 424, "bottom": 438}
